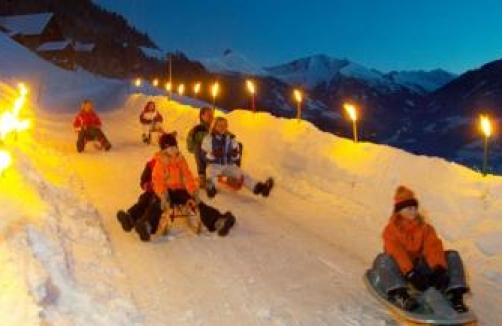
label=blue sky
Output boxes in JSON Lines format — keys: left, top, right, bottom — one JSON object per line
{"left": 96, "top": 0, "right": 502, "bottom": 73}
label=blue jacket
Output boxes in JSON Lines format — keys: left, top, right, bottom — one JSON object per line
{"left": 201, "top": 132, "right": 241, "bottom": 166}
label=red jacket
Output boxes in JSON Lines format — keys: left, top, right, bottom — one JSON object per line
{"left": 73, "top": 111, "right": 102, "bottom": 131}
{"left": 383, "top": 214, "right": 447, "bottom": 274}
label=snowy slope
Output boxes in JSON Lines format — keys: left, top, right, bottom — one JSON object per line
{"left": 2, "top": 30, "right": 502, "bottom": 326}
{"left": 386, "top": 69, "right": 457, "bottom": 93}
{"left": 199, "top": 50, "right": 269, "bottom": 76}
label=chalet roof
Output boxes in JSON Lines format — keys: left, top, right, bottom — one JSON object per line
{"left": 0, "top": 13, "right": 54, "bottom": 36}
{"left": 37, "top": 40, "right": 72, "bottom": 52}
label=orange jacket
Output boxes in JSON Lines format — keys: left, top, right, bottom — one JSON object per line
{"left": 152, "top": 151, "right": 197, "bottom": 196}
{"left": 383, "top": 214, "right": 447, "bottom": 274}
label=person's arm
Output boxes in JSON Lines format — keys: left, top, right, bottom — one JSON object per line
{"left": 92, "top": 113, "right": 102, "bottom": 128}
{"left": 201, "top": 135, "right": 215, "bottom": 163}
{"left": 423, "top": 224, "right": 448, "bottom": 270}
{"left": 383, "top": 226, "right": 414, "bottom": 274}
{"left": 180, "top": 156, "right": 197, "bottom": 194}
{"left": 230, "top": 136, "right": 241, "bottom": 162}
{"left": 151, "top": 157, "right": 167, "bottom": 197}
{"left": 73, "top": 114, "right": 82, "bottom": 131}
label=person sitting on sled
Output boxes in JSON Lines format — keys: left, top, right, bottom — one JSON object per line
{"left": 201, "top": 116, "right": 273, "bottom": 198}
{"left": 73, "top": 99, "right": 111, "bottom": 152}
{"left": 139, "top": 101, "right": 164, "bottom": 144}
{"left": 186, "top": 107, "right": 214, "bottom": 188}
{"left": 371, "top": 186, "right": 469, "bottom": 313}
{"left": 116, "top": 152, "right": 163, "bottom": 241}
{"left": 144, "top": 132, "right": 236, "bottom": 241}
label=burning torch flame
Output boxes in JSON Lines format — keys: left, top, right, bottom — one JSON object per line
{"left": 480, "top": 115, "right": 492, "bottom": 138}
{"left": 294, "top": 89, "right": 303, "bottom": 103}
{"left": 344, "top": 103, "right": 358, "bottom": 122}
{"left": 152, "top": 78, "right": 159, "bottom": 87}
{"left": 0, "top": 150, "right": 11, "bottom": 175}
{"left": 0, "top": 83, "right": 31, "bottom": 141}
{"left": 178, "top": 83, "right": 185, "bottom": 96}
{"left": 246, "top": 80, "right": 256, "bottom": 95}
{"left": 134, "top": 78, "right": 142, "bottom": 87}
{"left": 211, "top": 82, "right": 220, "bottom": 98}
{"left": 165, "top": 82, "right": 172, "bottom": 92}
{"left": 194, "top": 82, "right": 201, "bottom": 95}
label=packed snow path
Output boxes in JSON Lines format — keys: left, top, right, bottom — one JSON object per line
{"left": 32, "top": 95, "right": 500, "bottom": 325}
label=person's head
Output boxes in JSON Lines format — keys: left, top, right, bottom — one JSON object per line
{"left": 211, "top": 116, "right": 228, "bottom": 135}
{"left": 393, "top": 186, "right": 419, "bottom": 220}
{"left": 81, "top": 99, "right": 94, "bottom": 113}
{"left": 145, "top": 101, "right": 156, "bottom": 112}
{"left": 199, "top": 107, "right": 214, "bottom": 124}
{"left": 158, "top": 132, "right": 178, "bottom": 156}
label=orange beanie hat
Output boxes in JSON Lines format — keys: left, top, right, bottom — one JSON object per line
{"left": 394, "top": 186, "right": 419, "bottom": 212}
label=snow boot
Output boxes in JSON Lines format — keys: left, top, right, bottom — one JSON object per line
{"left": 199, "top": 174, "right": 207, "bottom": 189}
{"left": 135, "top": 219, "right": 152, "bottom": 242}
{"left": 449, "top": 288, "right": 468, "bottom": 313}
{"left": 389, "top": 288, "right": 419, "bottom": 312}
{"left": 206, "top": 183, "right": 217, "bottom": 198}
{"left": 215, "top": 212, "right": 236, "bottom": 237}
{"left": 117, "top": 210, "right": 134, "bottom": 232}
{"left": 254, "top": 178, "right": 274, "bottom": 197}
{"left": 142, "top": 133, "right": 149, "bottom": 144}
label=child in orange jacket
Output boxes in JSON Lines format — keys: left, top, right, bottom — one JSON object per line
{"left": 370, "top": 186, "right": 469, "bottom": 313}
{"left": 139, "top": 133, "right": 236, "bottom": 240}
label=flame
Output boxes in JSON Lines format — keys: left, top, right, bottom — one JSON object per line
{"left": 178, "top": 83, "right": 185, "bottom": 96}
{"left": 294, "top": 89, "right": 302, "bottom": 103}
{"left": 165, "top": 82, "right": 172, "bottom": 91}
{"left": 152, "top": 78, "right": 159, "bottom": 87}
{"left": 0, "top": 83, "right": 31, "bottom": 141}
{"left": 343, "top": 103, "right": 358, "bottom": 122}
{"left": 480, "top": 115, "right": 492, "bottom": 137}
{"left": 0, "top": 150, "right": 11, "bottom": 175}
{"left": 194, "top": 82, "right": 201, "bottom": 94}
{"left": 211, "top": 82, "right": 220, "bottom": 98}
{"left": 246, "top": 80, "right": 255, "bottom": 95}
{"left": 134, "top": 78, "right": 142, "bottom": 87}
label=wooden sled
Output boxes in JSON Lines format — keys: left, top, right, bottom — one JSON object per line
{"left": 157, "top": 199, "right": 202, "bottom": 236}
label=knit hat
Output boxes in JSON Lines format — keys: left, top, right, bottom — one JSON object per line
{"left": 159, "top": 132, "right": 177, "bottom": 150}
{"left": 394, "top": 186, "right": 419, "bottom": 213}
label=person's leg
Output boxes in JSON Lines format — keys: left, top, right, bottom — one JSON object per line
{"left": 195, "top": 149, "right": 207, "bottom": 188}
{"left": 206, "top": 164, "right": 224, "bottom": 197}
{"left": 128, "top": 192, "right": 153, "bottom": 222}
{"left": 372, "top": 253, "right": 408, "bottom": 294}
{"left": 198, "top": 200, "right": 236, "bottom": 236}
{"left": 76, "top": 129, "right": 86, "bottom": 152}
{"left": 223, "top": 165, "right": 256, "bottom": 191}
{"left": 444, "top": 250, "right": 468, "bottom": 291}
{"left": 92, "top": 127, "right": 111, "bottom": 150}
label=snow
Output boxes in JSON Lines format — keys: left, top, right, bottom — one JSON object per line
{"left": 140, "top": 46, "right": 164, "bottom": 60}
{"left": 386, "top": 69, "right": 457, "bottom": 93}
{"left": 1, "top": 26, "right": 502, "bottom": 326}
{"left": 200, "top": 50, "right": 269, "bottom": 76}
{"left": 36, "top": 41, "right": 71, "bottom": 52}
{"left": 0, "top": 13, "right": 54, "bottom": 36}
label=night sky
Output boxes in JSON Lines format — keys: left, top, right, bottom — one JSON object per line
{"left": 96, "top": 0, "right": 502, "bottom": 74}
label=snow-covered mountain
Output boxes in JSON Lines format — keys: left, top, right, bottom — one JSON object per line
{"left": 199, "top": 49, "right": 269, "bottom": 76}
{"left": 266, "top": 54, "right": 456, "bottom": 93}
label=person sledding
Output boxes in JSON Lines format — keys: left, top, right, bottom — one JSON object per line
{"left": 116, "top": 155, "right": 163, "bottom": 241}
{"left": 140, "top": 132, "right": 236, "bottom": 241}
{"left": 73, "top": 99, "right": 111, "bottom": 152}
{"left": 186, "top": 107, "right": 214, "bottom": 189}
{"left": 201, "top": 117, "right": 273, "bottom": 199}
{"left": 370, "top": 186, "right": 470, "bottom": 313}
{"left": 139, "top": 101, "right": 164, "bottom": 144}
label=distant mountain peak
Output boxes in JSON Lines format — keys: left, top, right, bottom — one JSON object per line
{"left": 199, "top": 50, "right": 268, "bottom": 76}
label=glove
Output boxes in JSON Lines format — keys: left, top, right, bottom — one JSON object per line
{"left": 406, "top": 269, "right": 430, "bottom": 291}
{"left": 141, "top": 182, "right": 153, "bottom": 192}
{"left": 430, "top": 266, "right": 450, "bottom": 291}
{"left": 212, "top": 148, "right": 224, "bottom": 158}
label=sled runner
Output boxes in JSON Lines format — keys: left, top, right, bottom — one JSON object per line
{"left": 364, "top": 269, "right": 477, "bottom": 325}
{"left": 157, "top": 198, "right": 202, "bottom": 236}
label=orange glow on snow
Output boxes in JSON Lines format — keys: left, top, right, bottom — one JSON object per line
{"left": 0, "top": 83, "right": 31, "bottom": 141}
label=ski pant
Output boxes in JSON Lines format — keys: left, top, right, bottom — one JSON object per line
{"left": 128, "top": 191, "right": 162, "bottom": 234}
{"left": 371, "top": 251, "right": 468, "bottom": 294}
{"left": 76, "top": 127, "right": 111, "bottom": 152}
{"left": 206, "top": 163, "right": 257, "bottom": 191}
{"left": 141, "top": 122, "right": 163, "bottom": 135}
{"left": 160, "top": 189, "right": 226, "bottom": 232}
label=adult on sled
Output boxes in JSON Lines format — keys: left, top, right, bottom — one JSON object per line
{"left": 144, "top": 132, "right": 236, "bottom": 241}
{"left": 201, "top": 117, "right": 273, "bottom": 198}
{"left": 186, "top": 107, "right": 213, "bottom": 188}
{"left": 116, "top": 153, "right": 163, "bottom": 241}
{"left": 370, "top": 186, "right": 470, "bottom": 313}
{"left": 139, "top": 101, "right": 164, "bottom": 144}
{"left": 73, "top": 99, "right": 111, "bottom": 152}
